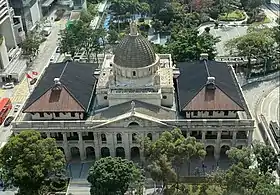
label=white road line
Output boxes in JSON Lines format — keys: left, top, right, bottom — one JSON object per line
{"left": 235, "top": 27, "right": 241, "bottom": 37}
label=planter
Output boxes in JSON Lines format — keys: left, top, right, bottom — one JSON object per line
{"left": 218, "top": 10, "right": 246, "bottom": 21}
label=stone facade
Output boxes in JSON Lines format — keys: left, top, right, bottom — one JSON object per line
{"left": 13, "top": 22, "right": 255, "bottom": 163}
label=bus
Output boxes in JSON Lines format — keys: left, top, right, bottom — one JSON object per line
{"left": 0, "top": 98, "right": 12, "bottom": 125}
{"left": 270, "top": 120, "right": 280, "bottom": 146}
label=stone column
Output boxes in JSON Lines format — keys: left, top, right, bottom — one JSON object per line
{"left": 214, "top": 145, "right": 221, "bottom": 162}
{"left": 232, "top": 131, "right": 237, "bottom": 146}
{"left": 187, "top": 132, "right": 191, "bottom": 137}
{"left": 124, "top": 133, "right": 131, "bottom": 160}
{"left": 46, "top": 132, "right": 51, "bottom": 138}
{"left": 94, "top": 133, "right": 100, "bottom": 159}
{"left": 202, "top": 131, "right": 206, "bottom": 143}
{"left": 248, "top": 130, "right": 253, "bottom": 146}
{"left": 78, "top": 132, "right": 86, "bottom": 161}
{"left": 110, "top": 133, "right": 116, "bottom": 157}
{"left": 62, "top": 133, "right": 71, "bottom": 161}
{"left": 139, "top": 133, "right": 145, "bottom": 163}
{"left": 216, "top": 131, "right": 222, "bottom": 144}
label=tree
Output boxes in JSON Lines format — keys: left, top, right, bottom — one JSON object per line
{"left": 253, "top": 141, "right": 280, "bottom": 174}
{"left": 87, "top": 157, "right": 144, "bottom": 195}
{"left": 166, "top": 27, "right": 219, "bottom": 62}
{"left": 107, "top": 29, "right": 119, "bottom": 44}
{"left": 226, "top": 146, "right": 253, "bottom": 169}
{"left": 0, "top": 130, "right": 65, "bottom": 195}
{"left": 209, "top": 145, "right": 280, "bottom": 195}
{"left": 21, "top": 35, "right": 40, "bottom": 62}
{"left": 59, "top": 20, "right": 85, "bottom": 57}
{"left": 225, "top": 29, "right": 275, "bottom": 76}
{"left": 140, "top": 128, "right": 206, "bottom": 192}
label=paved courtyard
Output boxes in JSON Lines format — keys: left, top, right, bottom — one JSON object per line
{"left": 210, "top": 25, "right": 248, "bottom": 56}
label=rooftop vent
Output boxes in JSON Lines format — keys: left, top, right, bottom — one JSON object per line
{"left": 200, "top": 53, "right": 208, "bottom": 61}
{"left": 52, "top": 78, "right": 62, "bottom": 90}
{"left": 206, "top": 76, "right": 216, "bottom": 90}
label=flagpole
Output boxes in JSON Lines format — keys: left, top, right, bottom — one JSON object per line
{"left": 25, "top": 71, "right": 31, "bottom": 93}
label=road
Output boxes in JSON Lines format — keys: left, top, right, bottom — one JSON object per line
{"left": 0, "top": 16, "right": 67, "bottom": 147}
{"left": 242, "top": 77, "right": 280, "bottom": 142}
{"left": 261, "top": 87, "right": 280, "bottom": 123}
{"left": 210, "top": 25, "right": 247, "bottom": 56}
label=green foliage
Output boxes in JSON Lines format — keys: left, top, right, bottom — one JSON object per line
{"left": 87, "top": 157, "right": 144, "bottom": 195}
{"left": 165, "top": 27, "right": 219, "bottom": 62}
{"left": 59, "top": 20, "right": 105, "bottom": 62}
{"left": 253, "top": 141, "right": 280, "bottom": 174}
{"left": 218, "top": 10, "right": 246, "bottom": 21}
{"left": 21, "top": 35, "right": 40, "bottom": 59}
{"left": 0, "top": 130, "right": 65, "bottom": 195}
{"left": 225, "top": 28, "right": 275, "bottom": 58}
{"left": 59, "top": 20, "right": 85, "bottom": 57}
{"left": 140, "top": 128, "right": 206, "bottom": 192}
{"left": 208, "top": 145, "right": 280, "bottom": 195}
{"left": 107, "top": 29, "right": 119, "bottom": 44}
{"left": 226, "top": 147, "right": 253, "bottom": 169}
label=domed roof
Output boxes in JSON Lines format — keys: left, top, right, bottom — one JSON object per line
{"left": 113, "top": 22, "right": 156, "bottom": 68}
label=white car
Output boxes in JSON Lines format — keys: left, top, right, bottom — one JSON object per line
{"left": 14, "top": 104, "right": 21, "bottom": 113}
{"left": 2, "top": 82, "right": 14, "bottom": 89}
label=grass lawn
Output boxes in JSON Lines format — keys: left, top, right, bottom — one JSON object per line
{"left": 219, "top": 10, "right": 246, "bottom": 21}
{"left": 251, "top": 16, "right": 271, "bottom": 26}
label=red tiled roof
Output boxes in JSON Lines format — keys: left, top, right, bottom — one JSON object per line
{"left": 183, "top": 86, "right": 244, "bottom": 111}
{"left": 24, "top": 85, "right": 84, "bottom": 113}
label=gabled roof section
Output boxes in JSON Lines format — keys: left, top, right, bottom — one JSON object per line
{"left": 177, "top": 60, "right": 245, "bottom": 111}
{"left": 91, "top": 112, "right": 173, "bottom": 129}
{"left": 92, "top": 100, "right": 176, "bottom": 120}
{"left": 183, "top": 85, "right": 244, "bottom": 111}
{"left": 24, "top": 85, "right": 84, "bottom": 112}
{"left": 23, "top": 61, "right": 98, "bottom": 113}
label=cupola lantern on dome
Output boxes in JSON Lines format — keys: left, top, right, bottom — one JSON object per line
{"left": 129, "top": 21, "right": 138, "bottom": 36}
{"left": 113, "top": 21, "right": 157, "bottom": 69}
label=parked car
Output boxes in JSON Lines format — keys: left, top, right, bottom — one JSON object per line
{"left": 4, "top": 116, "right": 14, "bottom": 127}
{"left": 2, "top": 82, "right": 14, "bottom": 89}
{"left": 14, "top": 104, "right": 21, "bottom": 113}
{"left": 56, "top": 47, "right": 60, "bottom": 53}
{"left": 30, "top": 78, "right": 37, "bottom": 85}
{"left": 42, "top": 27, "right": 51, "bottom": 36}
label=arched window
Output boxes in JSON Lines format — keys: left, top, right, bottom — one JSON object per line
{"left": 128, "top": 122, "right": 139, "bottom": 127}
{"left": 147, "top": 133, "right": 152, "bottom": 141}
{"left": 132, "top": 133, "right": 137, "bottom": 143}
{"left": 132, "top": 71, "right": 136, "bottom": 76}
{"left": 101, "top": 133, "right": 107, "bottom": 144}
{"left": 116, "top": 133, "right": 122, "bottom": 144}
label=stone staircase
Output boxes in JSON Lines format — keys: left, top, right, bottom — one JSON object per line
{"left": 67, "top": 179, "right": 90, "bottom": 195}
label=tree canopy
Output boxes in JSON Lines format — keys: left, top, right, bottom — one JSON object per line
{"left": 87, "top": 157, "right": 144, "bottom": 195}
{"left": 0, "top": 130, "right": 65, "bottom": 195}
{"left": 140, "top": 128, "right": 206, "bottom": 192}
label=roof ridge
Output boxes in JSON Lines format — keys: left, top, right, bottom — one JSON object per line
{"left": 63, "top": 85, "right": 86, "bottom": 110}
{"left": 23, "top": 85, "right": 53, "bottom": 112}
{"left": 182, "top": 85, "right": 206, "bottom": 110}
{"left": 214, "top": 85, "right": 244, "bottom": 110}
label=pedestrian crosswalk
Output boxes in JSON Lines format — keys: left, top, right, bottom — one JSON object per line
{"left": 10, "top": 78, "right": 30, "bottom": 104}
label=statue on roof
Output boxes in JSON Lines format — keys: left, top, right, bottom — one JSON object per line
{"left": 129, "top": 21, "right": 138, "bottom": 36}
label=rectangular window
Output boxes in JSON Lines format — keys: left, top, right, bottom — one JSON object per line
{"left": 71, "top": 112, "right": 75, "bottom": 117}
{"left": 224, "top": 111, "right": 229, "bottom": 116}
{"left": 39, "top": 113, "right": 44, "bottom": 117}
{"left": 209, "top": 111, "right": 213, "bottom": 116}
{"left": 193, "top": 111, "right": 198, "bottom": 116}
{"left": 55, "top": 112, "right": 60, "bottom": 117}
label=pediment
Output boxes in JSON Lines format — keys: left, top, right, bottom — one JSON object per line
{"left": 91, "top": 112, "right": 174, "bottom": 129}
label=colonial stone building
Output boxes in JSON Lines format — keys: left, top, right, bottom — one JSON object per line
{"left": 12, "top": 22, "right": 254, "bottom": 163}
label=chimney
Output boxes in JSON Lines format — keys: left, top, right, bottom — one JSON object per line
{"left": 54, "top": 78, "right": 61, "bottom": 85}
{"left": 52, "top": 78, "right": 62, "bottom": 91}
{"left": 206, "top": 76, "right": 216, "bottom": 90}
{"left": 200, "top": 53, "right": 208, "bottom": 61}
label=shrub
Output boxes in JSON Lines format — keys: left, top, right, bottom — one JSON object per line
{"left": 138, "top": 17, "right": 145, "bottom": 22}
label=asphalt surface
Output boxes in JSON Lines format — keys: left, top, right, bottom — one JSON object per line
{"left": 261, "top": 87, "right": 280, "bottom": 123}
